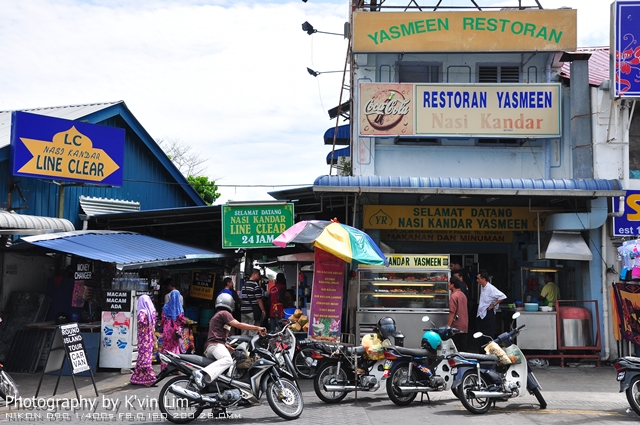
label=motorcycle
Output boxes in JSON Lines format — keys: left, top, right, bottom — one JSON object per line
{"left": 312, "top": 317, "right": 402, "bottom": 403}
{"left": 455, "top": 311, "right": 546, "bottom": 414}
{"left": 383, "top": 316, "right": 461, "bottom": 405}
{"left": 613, "top": 356, "right": 640, "bottom": 416}
{"left": 293, "top": 338, "right": 319, "bottom": 379}
{"left": 0, "top": 318, "right": 18, "bottom": 400}
{"left": 156, "top": 333, "right": 303, "bottom": 423}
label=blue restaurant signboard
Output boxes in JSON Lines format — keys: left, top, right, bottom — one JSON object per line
{"left": 612, "top": 1, "right": 640, "bottom": 97}
{"left": 11, "top": 111, "right": 124, "bottom": 186}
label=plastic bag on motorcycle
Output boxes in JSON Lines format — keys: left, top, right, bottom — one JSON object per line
{"left": 362, "top": 333, "right": 385, "bottom": 360}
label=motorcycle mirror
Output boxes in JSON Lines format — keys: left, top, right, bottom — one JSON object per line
{"left": 512, "top": 312, "right": 521, "bottom": 320}
{"left": 473, "top": 331, "right": 484, "bottom": 339}
{"left": 422, "top": 316, "right": 430, "bottom": 322}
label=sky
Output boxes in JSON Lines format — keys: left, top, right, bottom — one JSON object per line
{"left": 0, "top": 0, "right": 612, "bottom": 205}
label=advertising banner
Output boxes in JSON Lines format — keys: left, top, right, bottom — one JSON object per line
{"left": 190, "top": 271, "right": 216, "bottom": 300}
{"left": 363, "top": 205, "right": 546, "bottom": 232}
{"left": 222, "top": 203, "right": 294, "bottom": 249}
{"left": 353, "top": 9, "right": 577, "bottom": 53}
{"left": 359, "top": 254, "right": 449, "bottom": 269}
{"left": 359, "top": 83, "right": 561, "bottom": 138}
{"left": 612, "top": 1, "right": 640, "bottom": 97}
{"left": 11, "top": 111, "right": 124, "bottom": 186}
{"left": 612, "top": 190, "right": 640, "bottom": 236}
{"left": 308, "top": 248, "right": 345, "bottom": 342}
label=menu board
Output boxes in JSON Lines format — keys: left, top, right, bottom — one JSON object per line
{"left": 190, "top": 271, "right": 216, "bottom": 300}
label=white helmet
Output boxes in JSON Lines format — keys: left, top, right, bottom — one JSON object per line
{"left": 215, "top": 292, "right": 235, "bottom": 312}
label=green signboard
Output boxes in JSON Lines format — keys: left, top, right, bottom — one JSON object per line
{"left": 222, "top": 203, "right": 294, "bottom": 249}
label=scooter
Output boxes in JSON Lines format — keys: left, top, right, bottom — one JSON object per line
{"left": 455, "top": 312, "right": 546, "bottom": 414}
{"left": 613, "top": 356, "right": 640, "bottom": 416}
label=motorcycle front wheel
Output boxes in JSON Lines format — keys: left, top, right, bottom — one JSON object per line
{"left": 293, "top": 347, "right": 317, "bottom": 379}
{"left": 313, "top": 363, "right": 349, "bottom": 403}
{"left": 626, "top": 375, "right": 640, "bottom": 416}
{"left": 158, "top": 376, "right": 205, "bottom": 424}
{"left": 267, "top": 377, "right": 304, "bottom": 420}
{"left": 459, "top": 370, "right": 491, "bottom": 414}
{"left": 0, "top": 370, "right": 19, "bottom": 400}
{"left": 386, "top": 365, "right": 418, "bottom": 406}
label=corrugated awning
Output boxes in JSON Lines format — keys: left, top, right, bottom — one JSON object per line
{"left": 326, "top": 147, "right": 350, "bottom": 164}
{"left": 313, "top": 175, "right": 625, "bottom": 197}
{"left": 0, "top": 211, "right": 75, "bottom": 235}
{"left": 323, "top": 124, "right": 350, "bottom": 145}
{"left": 16, "top": 230, "right": 231, "bottom": 270}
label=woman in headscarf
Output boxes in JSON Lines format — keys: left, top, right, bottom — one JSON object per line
{"left": 130, "top": 295, "right": 157, "bottom": 386}
{"left": 160, "top": 289, "right": 186, "bottom": 370}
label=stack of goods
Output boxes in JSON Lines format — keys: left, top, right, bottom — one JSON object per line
{"left": 288, "top": 309, "right": 309, "bottom": 333}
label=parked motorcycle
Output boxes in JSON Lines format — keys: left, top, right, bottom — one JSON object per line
{"left": 293, "top": 338, "right": 319, "bottom": 379}
{"left": 156, "top": 333, "right": 303, "bottom": 423}
{"left": 456, "top": 312, "right": 546, "bottom": 414}
{"left": 613, "top": 356, "right": 640, "bottom": 416}
{"left": 383, "top": 316, "right": 460, "bottom": 405}
{"left": 0, "top": 319, "right": 18, "bottom": 400}
{"left": 312, "top": 317, "right": 401, "bottom": 403}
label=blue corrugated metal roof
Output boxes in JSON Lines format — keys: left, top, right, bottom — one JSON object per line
{"left": 17, "top": 231, "right": 229, "bottom": 270}
{"left": 326, "top": 147, "right": 350, "bottom": 164}
{"left": 313, "top": 175, "right": 624, "bottom": 197}
{"left": 323, "top": 124, "right": 350, "bottom": 145}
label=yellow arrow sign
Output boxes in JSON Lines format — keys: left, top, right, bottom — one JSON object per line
{"left": 18, "top": 126, "right": 120, "bottom": 182}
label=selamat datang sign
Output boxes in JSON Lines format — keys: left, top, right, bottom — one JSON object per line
{"left": 222, "top": 203, "right": 294, "bottom": 249}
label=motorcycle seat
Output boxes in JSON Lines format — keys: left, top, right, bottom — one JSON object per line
{"left": 394, "top": 346, "right": 430, "bottom": 357}
{"left": 345, "top": 345, "right": 366, "bottom": 356}
{"left": 457, "top": 352, "right": 498, "bottom": 362}
{"left": 177, "top": 354, "right": 215, "bottom": 367}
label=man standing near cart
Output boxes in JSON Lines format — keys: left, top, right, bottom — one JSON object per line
{"left": 447, "top": 276, "right": 468, "bottom": 352}
{"left": 476, "top": 270, "right": 506, "bottom": 345}
{"left": 240, "top": 269, "right": 266, "bottom": 336}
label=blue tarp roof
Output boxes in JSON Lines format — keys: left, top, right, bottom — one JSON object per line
{"left": 17, "top": 231, "right": 230, "bottom": 270}
{"left": 323, "top": 124, "right": 350, "bottom": 145}
{"left": 313, "top": 176, "right": 624, "bottom": 197}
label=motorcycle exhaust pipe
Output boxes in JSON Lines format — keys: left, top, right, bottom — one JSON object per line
{"left": 468, "top": 390, "right": 510, "bottom": 399}
{"left": 397, "top": 386, "right": 435, "bottom": 393}
{"left": 324, "top": 385, "right": 365, "bottom": 392}
{"left": 168, "top": 385, "right": 217, "bottom": 404}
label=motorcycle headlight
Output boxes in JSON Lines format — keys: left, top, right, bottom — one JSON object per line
{"left": 159, "top": 353, "right": 171, "bottom": 364}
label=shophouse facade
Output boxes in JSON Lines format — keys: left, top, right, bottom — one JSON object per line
{"left": 314, "top": 4, "right": 628, "bottom": 359}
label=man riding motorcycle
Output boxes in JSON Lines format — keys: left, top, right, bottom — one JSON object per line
{"left": 192, "top": 292, "right": 267, "bottom": 388}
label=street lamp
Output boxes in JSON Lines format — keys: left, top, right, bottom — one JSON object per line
{"left": 301, "top": 21, "right": 344, "bottom": 37}
{"left": 307, "top": 67, "right": 346, "bottom": 77}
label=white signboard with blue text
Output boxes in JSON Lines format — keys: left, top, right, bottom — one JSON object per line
{"left": 612, "top": 190, "right": 640, "bottom": 236}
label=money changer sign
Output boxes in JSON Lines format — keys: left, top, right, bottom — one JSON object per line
{"left": 364, "top": 205, "right": 544, "bottom": 232}
{"left": 222, "top": 203, "right": 294, "bottom": 249}
{"left": 11, "top": 111, "right": 124, "bottom": 186}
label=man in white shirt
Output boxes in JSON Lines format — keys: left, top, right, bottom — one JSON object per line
{"left": 163, "top": 278, "right": 184, "bottom": 306}
{"left": 476, "top": 270, "right": 506, "bottom": 342}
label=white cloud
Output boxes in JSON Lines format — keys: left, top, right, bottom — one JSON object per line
{"left": 0, "top": 0, "right": 610, "bottom": 205}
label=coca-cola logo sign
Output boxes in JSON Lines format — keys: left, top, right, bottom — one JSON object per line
{"left": 360, "top": 84, "right": 413, "bottom": 135}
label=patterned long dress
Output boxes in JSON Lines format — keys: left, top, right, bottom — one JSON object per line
{"left": 160, "top": 312, "right": 186, "bottom": 370}
{"left": 130, "top": 311, "right": 157, "bottom": 386}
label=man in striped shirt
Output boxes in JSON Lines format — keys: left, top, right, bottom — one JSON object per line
{"left": 240, "top": 269, "right": 266, "bottom": 336}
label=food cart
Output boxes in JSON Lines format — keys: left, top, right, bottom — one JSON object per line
{"left": 354, "top": 254, "right": 450, "bottom": 348}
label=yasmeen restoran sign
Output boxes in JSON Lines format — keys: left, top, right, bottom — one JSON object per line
{"left": 352, "top": 9, "right": 577, "bottom": 53}
{"left": 360, "top": 83, "right": 561, "bottom": 138}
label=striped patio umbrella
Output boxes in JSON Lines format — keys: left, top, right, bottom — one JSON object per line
{"left": 273, "top": 220, "right": 389, "bottom": 266}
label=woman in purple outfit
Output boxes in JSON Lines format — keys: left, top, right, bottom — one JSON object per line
{"left": 130, "top": 295, "right": 157, "bottom": 386}
{"left": 160, "top": 290, "right": 186, "bottom": 370}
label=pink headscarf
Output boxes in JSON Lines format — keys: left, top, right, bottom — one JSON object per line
{"left": 137, "top": 295, "right": 156, "bottom": 325}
